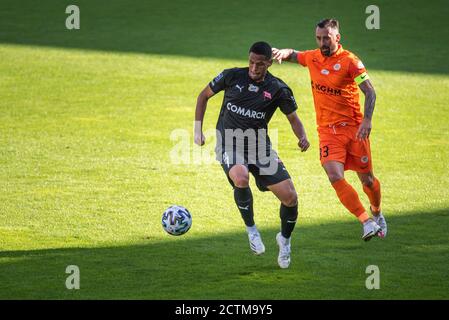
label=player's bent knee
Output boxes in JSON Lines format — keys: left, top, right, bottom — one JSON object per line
{"left": 282, "top": 191, "right": 298, "bottom": 207}
{"left": 328, "top": 173, "right": 344, "bottom": 184}
{"left": 361, "top": 175, "right": 374, "bottom": 187}
{"left": 229, "top": 165, "right": 249, "bottom": 188}
{"left": 232, "top": 175, "right": 249, "bottom": 188}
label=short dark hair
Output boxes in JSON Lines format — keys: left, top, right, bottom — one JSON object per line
{"left": 316, "top": 18, "right": 339, "bottom": 30}
{"left": 249, "top": 41, "right": 272, "bottom": 60}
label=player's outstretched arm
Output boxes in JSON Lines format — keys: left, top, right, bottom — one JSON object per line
{"left": 194, "top": 85, "right": 216, "bottom": 146}
{"left": 356, "top": 79, "right": 376, "bottom": 141}
{"left": 286, "top": 111, "right": 310, "bottom": 152}
{"left": 272, "top": 48, "right": 299, "bottom": 64}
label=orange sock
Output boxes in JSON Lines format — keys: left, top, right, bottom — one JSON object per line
{"left": 363, "top": 177, "right": 382, "bottom": 213}
{"left": 332, "top": 179, "right": 369, "bottom": 223}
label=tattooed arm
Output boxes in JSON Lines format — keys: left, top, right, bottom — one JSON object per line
{"left": 356, "top": 79, "right": 377, "bottom": 140}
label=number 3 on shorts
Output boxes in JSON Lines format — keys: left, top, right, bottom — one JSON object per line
{"left": 320, "top": 145, "right": 329, "bottom": 159}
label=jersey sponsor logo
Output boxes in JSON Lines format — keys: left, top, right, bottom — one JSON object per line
{"left": 263, "top": 91, "right": 272, "bottom": 100}
{"left": 235, "top": 84, "right": 245, "bottom": 92}
{"left": 226, "top": 102, "right": 266, "bottom": 119}
{"left": 357, "top": 61, "right": 365, "bottom": 69}
{"left": 248, "top": 84, "right": 259, "bottom": 92}
{"left": 321, "top": 69, "right": 330, "bottom": 75}
{"left": 333, "top": 63, "right": 341, "bottom": 71}
{"left": 311, "top": 81, "right": 341, "bottom": 96}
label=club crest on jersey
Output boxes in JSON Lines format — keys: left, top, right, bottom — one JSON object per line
{"left": 248, "top": 84, "right": 259, "bottom": 92}
{"left": 263, "top": 91, "right": 272, "bottom": 100}
{"left": 321, "top": 69, "right": 330, "bottom": 75}
{"left": 333, "top": 63, "right": 341, "bottom": 71}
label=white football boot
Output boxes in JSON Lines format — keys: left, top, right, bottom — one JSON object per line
{"left": 276, "top": 232, "right": 291, "bottom": 268}
{"left": 362, "top": 219, "right": 382, "bottom": 241}
{"left": 371, "top": 209, "right": 387, "bottom": 238}
{"left": 248, "top": 229, "right": 265, "bottom": 255}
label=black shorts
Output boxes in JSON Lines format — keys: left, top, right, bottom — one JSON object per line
{"left": 217, "top": 143, "right": 291, "bottom": 192}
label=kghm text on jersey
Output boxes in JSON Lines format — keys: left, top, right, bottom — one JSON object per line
{"left": 311, "top": 81, "right": 342, "bottom": 96}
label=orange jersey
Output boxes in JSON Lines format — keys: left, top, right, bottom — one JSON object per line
{"left": 297, "top": 44, "right": 369, "bottom": 127}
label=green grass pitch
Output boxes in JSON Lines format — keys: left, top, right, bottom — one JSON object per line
{"left": 0, "top": 0, "right": 448, "bottom": 299}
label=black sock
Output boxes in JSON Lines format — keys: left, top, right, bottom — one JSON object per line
{"left": 280, "top": 203, "right": 298, "bottom": 238}
{"left": 234, "top": 187, "right": 255, "bottom": 227}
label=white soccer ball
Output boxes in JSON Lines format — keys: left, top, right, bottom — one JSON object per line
{"left": 161, "top": 205, "right": 192, "bottom": 236}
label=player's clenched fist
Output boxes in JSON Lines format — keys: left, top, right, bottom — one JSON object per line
{"left": 356, "top": 118, "right": 372, "bottom": 141}
{"left": 194, "top": 131, "right": 205, "bottom": 146}
{"left": 298, "top": 136, "right": 310, "bottom": 152}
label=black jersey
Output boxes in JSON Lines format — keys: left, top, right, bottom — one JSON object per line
{"left": 209, "top": 67, "right": 298, "bottom": 134}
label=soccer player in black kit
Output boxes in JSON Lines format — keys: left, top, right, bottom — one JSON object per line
{"left": 194, "top": 42, "right": 310, "bottom": 268}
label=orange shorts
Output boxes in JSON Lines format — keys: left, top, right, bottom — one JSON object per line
{"left": 317, "top": 123, "right": 373, "bottom": 173}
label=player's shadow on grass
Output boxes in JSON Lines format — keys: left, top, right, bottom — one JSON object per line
{"left": 0, "top": 208, "right": 448, "bottom": 299}
{"left": 0, "top": 0, "right": 447, "bottom": 75}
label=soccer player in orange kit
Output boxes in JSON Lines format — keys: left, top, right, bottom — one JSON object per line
{"left": 272, "top": 18, "right": 387, "bottom": 241}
